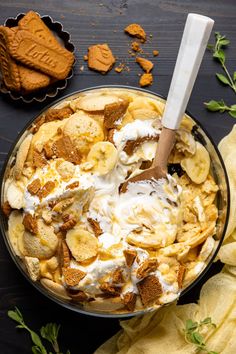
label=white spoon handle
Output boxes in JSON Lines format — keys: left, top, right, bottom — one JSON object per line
{"left": 162, "top": 13, "right": 214, "bottom": 130}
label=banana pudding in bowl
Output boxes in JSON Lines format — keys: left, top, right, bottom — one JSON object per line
{"left": 0, "top": 86, "right": 229, "bottom": 317}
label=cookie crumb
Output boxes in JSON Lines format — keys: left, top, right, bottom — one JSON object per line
{"left": 136, "top": 57, "right": 153, "bottom": 73}
{"left": 83, "top": 55, "right": 88, "bottom": 61}
{"left": 153, "top": 50, "right": 159, "bottom": 57}
{"left": 124, "top": 23, "right": 146, "bottom": 42}
{"left": 131, "top": 41, "right": 141, "bottom": 52}
{"left": 139, "top": 73, "right": 153, "bottom": 87}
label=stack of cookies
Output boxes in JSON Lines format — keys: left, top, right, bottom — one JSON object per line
{"left": 0, "top": 11, "right": 74, "bottom": 93}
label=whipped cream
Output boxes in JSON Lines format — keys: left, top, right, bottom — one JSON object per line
{"left": 22, "top": 117, "right": 182, "bottom": 305}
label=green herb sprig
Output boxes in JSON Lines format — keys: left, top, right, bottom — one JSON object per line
{"left": 205, "top": 32, "right": 236, "bottom": 118}
{"left": 184, "top": 317, "right": 218, "bottom": 354}
{"left": 8, "top": 307, "right": 70, "bottom": 354}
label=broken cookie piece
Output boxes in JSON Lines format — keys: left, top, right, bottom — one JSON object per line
{"left": 27, "top": 178, "right": 41, "bottom": 195}
{"left": 63, "top": 267, "right": 86, "bottom": 287}
{"left": 136, "top": 258, "right": 158, "bottom": 279}
{"left": 177, "top": 264, "right": 186, "bottom": 288}
{"left": 136, "top": 57, "right": 154, "bottom": 73}
{"left": 123, "top": 249, "right": 137, "bottom": 267}
{"left": 59, "top": 240, "right": 71, "bottom": 268}
{"left": 88, "top": 218, "right": 103, "bottom": 237}
{"left": 88, "top": 43, "right": 115, "bottom": 74}
{"left": 100, "top": 282, "right": 121, "bottom": 296}
{"left": 37, "top": 181, "right": 55, "bottom": 199}
{"left": 112, "top": 268, "right": 124, "bottom": 284}
{"left": 104, "top": 99, "right": 129, "bottom": 129}
{"left": 123, "top": 292, "right": 137, "bottom": 311}
{"left": 32, "top": 149, "right": 47, "bottom": 168}
{"left": 125, "top": 23, "right": 146, "bottom": 42}
{"left": 137, "top": 275, "right": 163, "bottom": 306}
{"left": 60, "top": 217, "right": 76, "bottom": 231}
{"left": 139, "top": 73, "right": 153, "bottom": 87}
{"left": 23, "top": 213, "right": 38, "bottom": 234}
{"left": 2, "top": 201, "right": 12, "bottom": 217}
{"left": 52, "top": 135, "right": 82, "bottom": 165}
{"left": 44, "top": 107, "right": 73, "bottom": 123}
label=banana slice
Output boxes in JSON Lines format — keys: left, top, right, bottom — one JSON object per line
{"left": 6, "top": 180, "right": 24, "bottom": 209}
{"left": 181, "top": 142, "right": 210, "bottom": 184}
{"left": 23, "top": 219, "right": 58, "bottom": 259}
{"left": 40, "top": 278, "right": 71, "bottom": 300}
{"left": 14, "top": 134, "right": 32, "bottom": 180}
{"left": 63, "top": 112, "right": 104, "bottom": 154}
{"left": 131, "top": 108, "right": 159, "bottom": 121}
{"left": 87, "top": 141, "right": 118, "bottom": 175}
{"left": 84, "top": 297, "right": 124, "bottom": 312}
{"left": 8, "top": 211, "right": 24, "bottom": 256}
{"left": 73, "top": 94, "right": 119, "bottom": 112}
{"left": 126, "top": 225, "right": 177, "bottom": 249}
{"left": 66, "top": 228, "right": 98, "bottom": 263}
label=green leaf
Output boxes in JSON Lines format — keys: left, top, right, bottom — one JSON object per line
{"left": 230, "top": 104, "right": 236, "bottom": 110}
{"left": 216, "top": 73, "right": 231, "bottom": 85}
{"left": 209, "top": 351, "right": 219, "bottom": 354}
{"left": 186, "top": 319, "right": 198, "bottom": 331}
{"left": 213, "top": 49, "right": 225, "bottom": 64}
{"left": 219, "top": 39, "right": 230, "bottom": 46}
{"left": 233, "top": 72, "right": 236, "bottom": 82}
{"left": 204, "top": 100, "right": 225, "bottom": 112}
{"left": 8, "top": 308, "right": 23, "bottom": 324}
{"left": 200, "top": 317, "right": 212, "bottom": 325}
{"left": 30, "top": 332, "right": 45, "bottom": 350}
{"left": 31, "top": 346, "right": 43, "bottom": 354}
{"left": 191, "top": 332, "right": 204, "bottom": 345}
{"left": 229, "top": 111, "right": 236, "bottom": 118}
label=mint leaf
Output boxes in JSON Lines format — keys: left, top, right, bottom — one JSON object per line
{"left": 186, "top": 319, "right": 198, "bottom": 331}
{"left": 8, "top": 307, "right": 24, "bottom": 324}
{"left": 229, "top": 111, "right": 236, "bottom": 118}
{"left": 213, "top": 49, "right": 225, "bottom": 64}
{"left": 216, "top": 73, "right": 231, "bottom": 85}
{"left": 219, "top": 39, "right": 230, "bottom": 46}
{"left": 204, "top": 100, "right": 225, "bottom": 112}
{"left": 200, "top": 317, "right": 212, "bottom": 325}
{"left": 233, "top": 72, "right": 236, "bottom": 82}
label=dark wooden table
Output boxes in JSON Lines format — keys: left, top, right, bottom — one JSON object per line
{"left": 0, "top": 1, "right": 236, "bottom": 353}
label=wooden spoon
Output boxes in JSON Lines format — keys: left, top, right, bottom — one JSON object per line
{"left": 121, "top": 13, "right": 214, "bottom": 193}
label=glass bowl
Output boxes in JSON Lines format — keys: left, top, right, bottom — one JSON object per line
{"left": 0, "top": 86, "right": 230, "bottom": 318}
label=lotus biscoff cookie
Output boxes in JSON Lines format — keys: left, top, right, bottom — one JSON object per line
{"left": 18, "top": 11, "right": 62, "bottom": 49}
{"left": 0, "top": 26, "right": 21, "bottom": 91}
{"left": 18, "top": 64, "right": 51, "bottom": 91}
{"left": 9, "top": 30, "right": 74, "bottom": 80}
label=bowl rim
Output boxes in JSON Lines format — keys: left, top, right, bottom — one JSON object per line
{"left": 0, "top": 84, "right": 230, "bottom": 318}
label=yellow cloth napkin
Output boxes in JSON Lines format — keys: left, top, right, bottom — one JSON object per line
{"left": 95, "top": 125, "right": 236, "bottom": 354}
